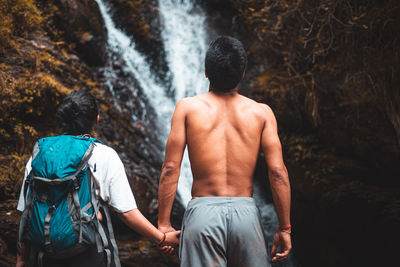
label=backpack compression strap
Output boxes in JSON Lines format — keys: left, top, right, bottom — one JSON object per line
{"left": 17, "top": 174, "right": 35, "bottom": 244}
{"left": 18, "top": 141, "right": 40, "bottom": 244}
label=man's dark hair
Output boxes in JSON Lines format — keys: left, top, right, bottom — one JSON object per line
{"left": 205, "top": 36, "right": 247, "bottom": 92}
{"left": 56, "top": 90, "right": 98, "bottom": 135}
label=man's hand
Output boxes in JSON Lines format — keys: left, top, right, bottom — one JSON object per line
{"left": 271, "top": 231, "right": 292, "bottom": 262}
{"left": 164, "top": 230, "right": 181, "bottom": 247}
{"left": 158, "top": 225, "right": 178, "bottom": 255}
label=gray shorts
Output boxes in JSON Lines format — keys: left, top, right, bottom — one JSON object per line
{"left": 179, "top": 197, "right": 270, "bottom": 267}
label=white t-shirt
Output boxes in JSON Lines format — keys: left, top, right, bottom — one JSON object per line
{"left": 17, "top": 142, "right": 137, "bottom": 213}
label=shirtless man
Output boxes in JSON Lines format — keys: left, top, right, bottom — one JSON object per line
{"left": 158, "top": 36, "right": 292, "bottom": 266}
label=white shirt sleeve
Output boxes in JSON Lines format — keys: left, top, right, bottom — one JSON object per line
{"left": 17, "top": 157, "right": 32, "bottom": 212}
{"left": 89, "top": 144, "right": 137, "bottom": 213}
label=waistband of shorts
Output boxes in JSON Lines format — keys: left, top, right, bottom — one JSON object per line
{"left": 187, "top": 196, "right": 256, "bottom": 208}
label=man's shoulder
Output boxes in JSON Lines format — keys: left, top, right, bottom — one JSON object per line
{"left": 256, "top": 102, "right": 274, "bottom": 115}
{"left": 180, "top": 94, "right": 208, "bottom": 103}
{"left": 239, "top": 96, "right": 274, "bottom": 117}
{"left": 176, "top": 94, "right": 209, "bottom": 110}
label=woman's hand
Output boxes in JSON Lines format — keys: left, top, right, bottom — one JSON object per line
{"left": 158, "top": 228, "right": 181, "bottom": 255}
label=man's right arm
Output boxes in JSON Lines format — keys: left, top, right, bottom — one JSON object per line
{"left": 260, "top": 104, "right": 292, "bottom": 262}
{"left": 157, "top": 99, "right": 188, "bottom": 232}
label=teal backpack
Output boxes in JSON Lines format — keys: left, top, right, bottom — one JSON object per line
{"left": 18, "top": 135, "right": 120, "bottom": 267}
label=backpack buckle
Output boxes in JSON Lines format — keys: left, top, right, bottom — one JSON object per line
{"left": 73, "top": 178, "right": 81, "bottom": 190}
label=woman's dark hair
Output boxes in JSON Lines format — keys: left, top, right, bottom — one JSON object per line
{"left": 56, "top": 90, "right": 98, "bottom": 135}
{"left": 205, "top": 36, "right": 247, "bottom": 92}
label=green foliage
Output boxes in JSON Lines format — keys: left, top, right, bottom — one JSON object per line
{"left": 0, "top": 66, "right": 73, "bottom": 200}
{"left": 0, "top": 0, "right": 43, "bottom": 54}
{"left": 0, "top": 69, "right": 69, "bottom": 140}
{"left": 0, "top": 153, "right": 30, "bottom": 200}
{"left": 233, "top": 0, "right": 399, "bottom": 124}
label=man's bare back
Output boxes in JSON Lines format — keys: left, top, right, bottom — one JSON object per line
{"left": 183, "top": 91, "right": 269, "bottom": 197}
{"left": 157, "top": 36, "right": 291, "bottom": 264}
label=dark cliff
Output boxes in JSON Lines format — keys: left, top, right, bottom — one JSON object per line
{"left": 210, "top": 1, "right": 400, "bottom": 266}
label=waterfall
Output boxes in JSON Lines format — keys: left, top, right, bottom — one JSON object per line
{"left": 158, "top": 0, "right": 209, "bottom": 206}
{"left": 94, "top": 0, "right": 207, "bottom": 206}
{"left": 158, "top": 0, "right": 209, "bottom": 101}
{"left": 95, "top": 0, "right": 175, "bottom": 127}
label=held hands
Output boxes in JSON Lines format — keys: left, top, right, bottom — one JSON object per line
{"left": 271, "top": 229, "right": 292, "bottom": 262}
{"left": 158, "top": 225, "right": 176, "bottom": 235}
{"left": 164, "top": 231, "right": 181, "bottom": 247}
{"left": 158, "top": 225, "right": 180, "bottom": 255}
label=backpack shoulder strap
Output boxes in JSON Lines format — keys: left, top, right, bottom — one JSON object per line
{"left": 102, "top": 203, "right": 121, "bottom": 267}
{"left": 32, "top": 141, "right": 40, "bottom": 161}
{"left": 71, "top": 141, "right": 96, "bottom": 244}
{"left": 87, "top": 166, "right": 120, "bottom": 267}
{"left": 91, "top": 138, "right": 104, "bottom": 145}
{"left": 75, "top": 141, "right": 95, "bottom": 176}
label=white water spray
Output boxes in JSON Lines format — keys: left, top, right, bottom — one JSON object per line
{"left": 95, "top": 0, "right": 208, "bottom": 206}
{"left": 158, "top": 0, "right": 209, "bottom": 206}
{"left": 158, "top": 0, "right": 209, "bottom": 101}
{"left": 95, "top": 0, "right": 174, "bottom": 129}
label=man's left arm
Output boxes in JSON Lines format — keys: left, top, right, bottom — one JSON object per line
{"left": 157, "top": 99, "right": 188, "bottom": 232}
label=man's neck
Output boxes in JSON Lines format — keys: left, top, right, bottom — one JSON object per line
{"left": 209, "top": 86, "right": 239, "bottom": 96}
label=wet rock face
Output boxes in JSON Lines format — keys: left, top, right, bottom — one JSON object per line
{"left": 0, "top": 201, "right": 19, "bottom": 266}
{"left": 202, "top": 0, "right": 236, "bottom": 39}
{"left": 117, "top": 236, "right": 179, "bottom": 266}
{"left": 52, "top": 0, "right": 107, "bottom": 66}
{"left": 107, "top": 0, "right": 169, "bottom": 81}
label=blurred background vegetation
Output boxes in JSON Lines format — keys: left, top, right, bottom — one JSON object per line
{"left": 0, "top": 0, "right": 399, "bottom": 266}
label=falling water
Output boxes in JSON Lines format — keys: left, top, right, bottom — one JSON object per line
{"left": 94, "top": 0, "right": 207, "bottom": 206}
{"left": 158, "top": 0, "right": 209, "bottom": 101}
{"left": 95, "top": 0, "right": 175, "bottom": 129}
{"left": 158, "top": 0, "right": 209, "bottom": 206}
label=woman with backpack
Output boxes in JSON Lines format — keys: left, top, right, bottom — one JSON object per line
{"left": 16, "top": 90, "right": 180, "bottom": 267}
